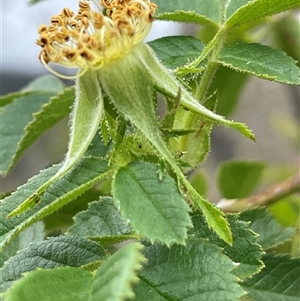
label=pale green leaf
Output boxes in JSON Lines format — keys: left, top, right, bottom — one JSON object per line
{"left": 67, "top": 196, "right": 132, "bottom": 237}
{"left": 227, "top": 0, "right": 300, "bottom": 28}
{"left": 113, "top": 161, "right": 192, "bottom": 245}
{"left": 218, "top": 43, "right": 300, "bottom": 85}
{"left": 0, "top": 222, "right": 45, "bottom": 268}
{"left": 8, "top": 70, "right": 104, "bottom": 217}
{"left": 22, "top": 75, "right": 65, "bottom": 93}
{"left": 1, "top": 157, "right": 112, "bottom": 250}
{"left": 192, "top": 213, "right": 264, "bottom": 279}
{"left": 217, "top": 160, "right": 266, "bottom": 199}
{"left": 134, "top": 238, "right": 245, "bottom": 300}
{"left": 5, "top": 267, "right": 93, "bottom": 301}
{"left": 242, "top": 253, "right": 300, "bottom": 301}
{"left": 0, "top": 91, "right": 56, "bottom": 174}
{"left": 240, "top": 208, "right": 296, "bottom": 250}
{"left": 10, "top": 87, "right": 74, "bottom": 173}
{"left": 154, "top": 0, "right": 222, "bottom": 26}
{"left": 0, "top": 236, "right": 106, "bottom": 293}
{"left": 148, "top": 36, "right": 205, "bottom": 70}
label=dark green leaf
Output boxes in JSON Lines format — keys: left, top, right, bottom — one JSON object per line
{"left": 148, "top": 36, "right": 205, "bottom": 70}
{"left": 217, "top": 160, "right": 266, "bottom": 199}
{"left": 0, "top": 91, "right": 56, "bottom": 174}
{"left": 0, "top": 236, "right": 106, "bottom": 293}
{"left": 113, "top": 161, "right": 192, "bottom": 245}
{"left": 1, "top": 157, "right": 112, "bottom": 250}
{"left": 227, "top": 0, "right": 300, "bottom": 28}
{"left": 134, "top": 238, "right": 245, "bottom": 300}
{"left": 242, "top": 253, "right": 300, "bottom": 301}
{"left": 10, "top": 87, "right": 74, "bottom": 173}
{"left": 218, "top": 43, "right": 300, "bottom": 85}
{"left": 240, "top": 208, "right": 296, "bottom": 250}
{"left": 191, "top": 213, "right": 264, "bottom": 279}
{"left": 67, "top": 197, "right": 132, "bottom": 237}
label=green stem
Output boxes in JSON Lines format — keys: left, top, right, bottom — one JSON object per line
{"left": 194, "top": 29, "right": 228, "bottom": 102}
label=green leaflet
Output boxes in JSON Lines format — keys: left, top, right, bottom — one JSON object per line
{"left": 134, "top": 238, "right": 245, "bottom": 300}
{"left": 148, "top": 36, "right": 205, "bottom": 70}
{"left": 0, "top": 236, "right": 107, "bottom": 293}
{"left": 0, "top": 91, "right": 55, "bottom": 174}
{"left": 227, "top": 0, "right": 300, "bottom": 28}
{"left": 9, "top": 88, "right": 74, "bottom": 173}
{"left": 67, "top": 197, "right": 132, "bottom": 237}
{"left": 4, "top": 242, "right": 145, "bottom": 301}
{"left": 4, "top": 267, "right": 93, "bottom": 301}
{"left": 154, "top": 0, "right": 222, "bottom": 27}
{"left": 192, "top": 213, "right": 264, "bottom": 279}
{"left": 240, "top": 208, "right": 296, "bottom": 250}
{"left": 242, "top": 253, "right": 300, "bottom": 301}
{"left": 99, "top": 43, "right": 232, "bottom": 244}
{"left": 112, "top": 161, "right": 192, "bottom": 245}
{"left": 218, "top": 43, "right": 300, "bottom": 85}
{"left": 8, "top": 70, "right": 104, "bottom": 217}
{"left": 154, "top": 0, "right": 300, "bottom": 28}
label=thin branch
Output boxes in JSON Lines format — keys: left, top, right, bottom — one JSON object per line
{"left": 217, "top": 174, "right": 300, "bottom": 213}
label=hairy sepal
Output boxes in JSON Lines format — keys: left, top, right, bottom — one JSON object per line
{"left": 99, "top": 44, "right": 232, "bottom": 245}
{"left": 137, "top": 43, "right": 255, "bottom": 141}
{"left": 8, "top": 70, "right": 104, "bottom": 217}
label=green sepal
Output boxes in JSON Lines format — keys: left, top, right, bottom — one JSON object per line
{"left": 8, "top": 70, "right": 104, "bottom": 217}
{"left": 138, "top": 43, "right": 255, "bottom": 141}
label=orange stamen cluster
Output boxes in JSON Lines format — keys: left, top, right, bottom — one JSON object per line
{"left": 36, "top": 0, "right": 157, "bottom": 78}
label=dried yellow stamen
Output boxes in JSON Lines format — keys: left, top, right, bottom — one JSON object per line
{"left": 36, "top": 0, "right": 157, "bottom": 79}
